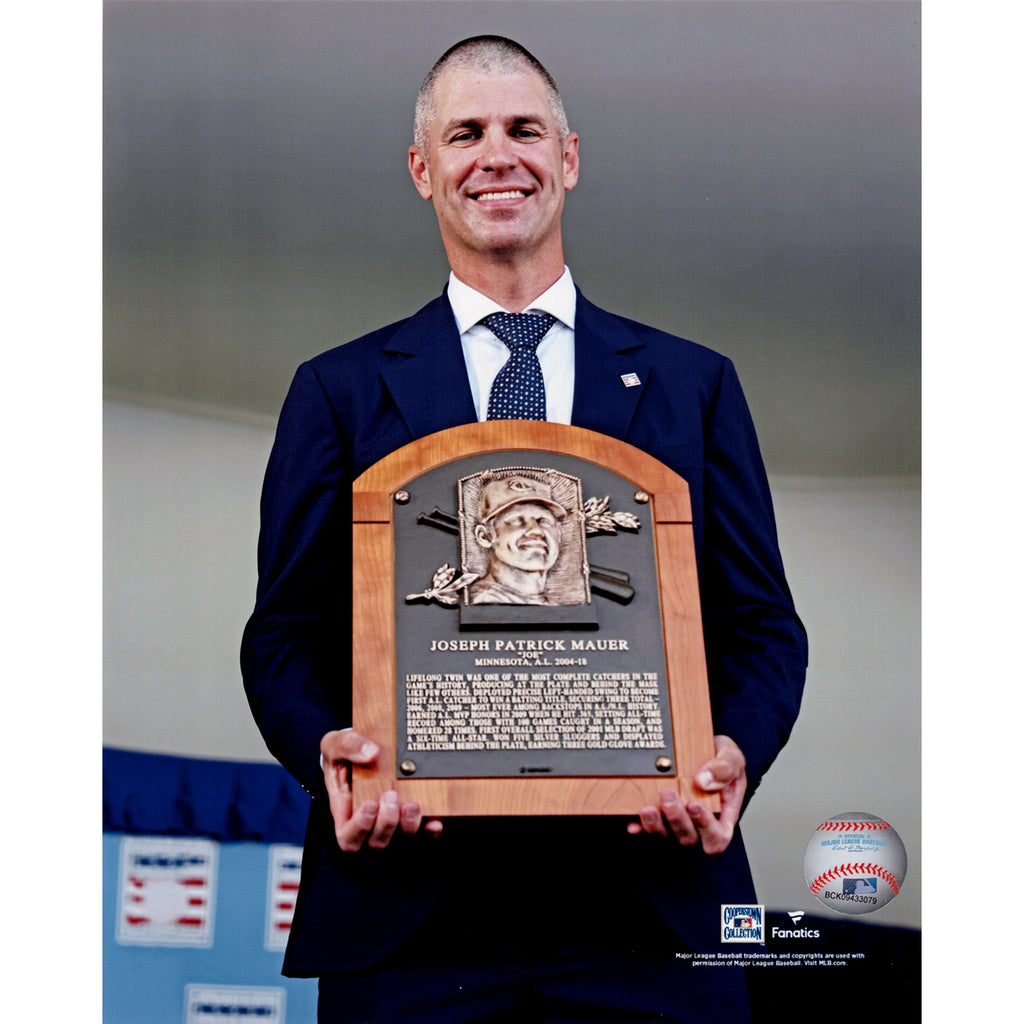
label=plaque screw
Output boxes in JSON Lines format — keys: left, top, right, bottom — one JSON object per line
{"left": 394, "top": 490, "right": 410, "bottom": 504}
{"left": 399, "top": 759, "right": 418, "bottom": 776}
{"left": 634, "top": 490, "right": 650, "bottom": 504}
{"left": 655, "top": 756, "right": 672, "bottom": 773}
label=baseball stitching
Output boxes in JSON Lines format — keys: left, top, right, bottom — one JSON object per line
{"left": 816, "top": 819, "right": 891, "bottom": 832}
{"left": 808, "top": 862, "right": 902, "bottom": 896}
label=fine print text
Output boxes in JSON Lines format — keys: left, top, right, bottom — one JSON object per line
{"left": 405, "top": 669, "right": 664, "bottom": 752}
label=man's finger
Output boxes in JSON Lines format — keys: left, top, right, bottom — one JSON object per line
{"left": 659, "top": 789, "right": 699, "bottom": 845}
{"left": 695, "top": 736, "right": 745, "bottom": 792}
{"left": 322, "top": 729, "right": 380, "bottom": 766}
{"left": 637, "top": 804, "right": 669, "bottom": 838}
{"left": 367, "top": 791, "right": 401, "bottom": 849}
{"left": 716, "top": 775, "right": 747, "bottom": 834}
{"left": 320, "top": 740, "right": 382, "bottom": 852}
{"left": 400, "top": 801, "right": 423, "bottom": 835}
{"left": 322, "top": 755, "right": 354, "bottom": 832}
{"left": 695, "top": 765, "right": 728, "bottom": 792}
{"left": 686, "top": 800, "right": 733, "bottom": 855}
{"left": 335, "top": 799, "right": 380, "bottom": 853}
{"left": 321, "top": 756, "right": 369, "bottom": 852}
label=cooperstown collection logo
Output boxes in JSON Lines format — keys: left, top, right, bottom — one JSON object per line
{"left": 721, "top": 905, "right": 764, "bottom": 943}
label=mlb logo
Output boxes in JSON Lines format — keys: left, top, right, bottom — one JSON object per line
{"left": 732, "top": 917, "right": 755, "bottom": 929}
{"left": 843, "top": 878, "right": 878, "bottom": 895}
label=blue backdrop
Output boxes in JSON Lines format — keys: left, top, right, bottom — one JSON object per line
{"left": 103, "top": 748, "right": 316, "bottom": 1024}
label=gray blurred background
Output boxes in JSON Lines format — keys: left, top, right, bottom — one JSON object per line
{"left": 105, "top": 0, "right": 919, "bottom": 476}
{"left": 104, "top": 1, "right": 920, "bottom": 926}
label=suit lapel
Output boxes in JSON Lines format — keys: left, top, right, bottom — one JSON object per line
{"left": 380, "top": 292, "right": 479, "bottom": 439}
{"left": 570, "top": 290, "right": 650, "bottom": 441}
{"left": 378, "top": 288, "right": 651, "bottom": 443}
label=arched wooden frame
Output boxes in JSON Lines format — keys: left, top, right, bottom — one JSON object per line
{"left": 351, "top": 422, "right": 718, "bottom": 815}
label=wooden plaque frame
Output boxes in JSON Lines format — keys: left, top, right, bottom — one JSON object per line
{"left": 351, "top": 422, "right": 718, "bottom": 815}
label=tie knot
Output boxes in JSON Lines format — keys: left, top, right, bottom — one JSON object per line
{"left": 483, "top": 312, "right": 556, "bottom": 350}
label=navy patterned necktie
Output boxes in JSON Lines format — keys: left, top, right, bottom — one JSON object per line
{"left": 484, "top": 311, "right": 556, "bottom": 421}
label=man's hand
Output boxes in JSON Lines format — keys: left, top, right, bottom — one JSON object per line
{"left": 627, "top": 735, "right": 747, "bottom": 855}
{"left": 320, "top": 730, "right": 442, "bottom": 852}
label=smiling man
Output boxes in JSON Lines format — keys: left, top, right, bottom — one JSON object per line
{"left": 242, "top": 35, "right": 807, "bottom": 1024}
{"left": 408, "top": 50, "right": 578, "bottom": 309}
{"left": 469, "top": 475, "right": 567, "bottom": 605}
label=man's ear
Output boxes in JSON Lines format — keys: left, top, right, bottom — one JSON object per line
{"left": 409, "top": 145, "right": 433, "bottom": 200}
{"left": 562, "top": 132, "right": 580, "bottom": 192}
{"left": 474, "top": 522, "right": 494, "bottom": 550}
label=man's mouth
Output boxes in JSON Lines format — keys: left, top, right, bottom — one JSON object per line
{"left": 470, "top": 189, "right": 529, "bottom": 202}
{"left": 518, "top": 539, "right": 548, "bottom": 552}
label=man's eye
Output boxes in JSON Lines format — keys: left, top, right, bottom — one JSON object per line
{"left": 450, "top": 130, "right": 479, "bottom": 144}
{"left": 512, "top": 127, "right": 540, "bottom": 139}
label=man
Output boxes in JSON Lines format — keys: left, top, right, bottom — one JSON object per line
{"left": 242, "top": 35, "right": 807, "bottom": 1022}
{"left": 469, "top": 475, "right": 567, "bottom": 606}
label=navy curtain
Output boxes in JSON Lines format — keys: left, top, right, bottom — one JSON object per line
{"left": 103, "top": 747, "right": 307, "bottom": 843}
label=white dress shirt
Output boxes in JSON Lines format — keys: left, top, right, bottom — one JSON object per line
{"left": 446, "top": 267, "right": 576, "bottom": 424}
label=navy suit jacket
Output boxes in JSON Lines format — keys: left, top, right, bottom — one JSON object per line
{"left": 241, "top": 288, "right": 807, "bottom": 975}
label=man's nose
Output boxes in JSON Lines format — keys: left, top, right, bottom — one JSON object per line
{"left": 476, "top": 130, "right": 517, "bottom": 172}
{"left": 523, "top": 518, "right": 545, "bottom": 535}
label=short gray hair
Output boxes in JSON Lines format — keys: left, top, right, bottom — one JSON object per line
{"left": 413, "top": 36, "right": 570, "bottom": 157}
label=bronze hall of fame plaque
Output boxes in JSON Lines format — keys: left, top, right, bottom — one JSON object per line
{"left": 399, "top": 459, "right": 669, "bottom": 779}
{"left": 351, "top": 422, "right": 718, "bottom": 816}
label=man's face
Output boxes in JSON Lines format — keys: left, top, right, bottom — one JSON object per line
{"left": 481, "top": 501, "right": 562, "bottom": 573}
{"left": 408, "top": 66, "right": 579, "bottom": 268}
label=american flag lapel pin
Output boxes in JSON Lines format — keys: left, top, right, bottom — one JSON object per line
{"left": 620, "top": 372, "right": 642, "bottom": 388}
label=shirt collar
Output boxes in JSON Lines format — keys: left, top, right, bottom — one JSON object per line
{"left": 446, "top": 266, "right": 576, "bottom": 335}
